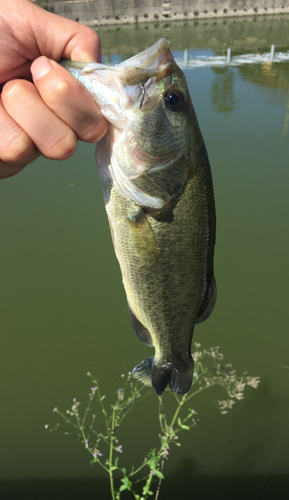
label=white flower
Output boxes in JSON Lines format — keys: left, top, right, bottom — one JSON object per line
{"left": 246, "top": 376, "right": 260, "bottom": 389}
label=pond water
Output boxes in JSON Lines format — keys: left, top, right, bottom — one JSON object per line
{"left": 1, "top": 15, "right": 289, "bottom": 500}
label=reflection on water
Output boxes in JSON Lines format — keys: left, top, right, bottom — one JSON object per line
{"left": 1, "top": 15, "right": 289, "bottom": 500}
{"left": 208, "top": 61, "right": 289, "bottom": 141}
{"left": 237, "top": 62, "right": 289, "bottom": 141}
{"left": 96, "top": 14, "right": 289, "bottom": 56}
{"left": 281, "top": 93, "right": 289, "bottom": 139}
{"left": 210, "top": 67, "right": 240, "bottom": 113}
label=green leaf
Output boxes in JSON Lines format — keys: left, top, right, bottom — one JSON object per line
{"left": 177, "top": 417, "right": 190, "bottom": 430}
{"left": 147, "top": 457, "right": 157, "bottom": 468}
{"left": 119, "top": 475, "right": 132, "bottom": 491}
{"left": 154, "top": 470, "right": 164, "bottom": 479}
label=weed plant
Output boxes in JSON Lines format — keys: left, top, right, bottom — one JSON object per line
{"left": 46, "top": 344, "right": 259, "bottom": 500}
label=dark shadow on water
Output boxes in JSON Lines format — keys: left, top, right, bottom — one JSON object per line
{"left": 1, "top": 470, "right": 289, "bottom": 500}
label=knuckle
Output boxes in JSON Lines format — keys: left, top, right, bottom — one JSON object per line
{"left": 44, "top": 130, "right": 78, "bottom": 160}
{"left": 80, "top": 117, "right": 108, "bottom": 143}
{"left": 45, "top": 78, "right": 71, "bottom": 107}
{"left": 78, "top": 25, "right": 100, "bottom": 47}
{"left": 1, "top": 131, "right": 34, "bottom": 166}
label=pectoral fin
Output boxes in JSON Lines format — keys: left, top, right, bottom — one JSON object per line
{"left": 126, "top": 210, "right": 158, "bottom": 266}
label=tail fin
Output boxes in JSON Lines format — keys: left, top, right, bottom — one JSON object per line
{"left": 132, "top": 357, "right": 194, "bottom": 396}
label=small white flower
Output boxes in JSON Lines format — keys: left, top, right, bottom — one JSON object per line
{"left": 246, "top": 376, "right": 260, "bottom": 389}
{"left": 117, "top": 388, "right": 124, "bottom": 401}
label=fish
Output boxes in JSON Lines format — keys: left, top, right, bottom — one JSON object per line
{"left": 63, "top": 38, "right": 216, "bottom": 396}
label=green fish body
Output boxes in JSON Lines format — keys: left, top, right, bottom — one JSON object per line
{"left": 64, "top": 39, "right": 216, "bottom": 396}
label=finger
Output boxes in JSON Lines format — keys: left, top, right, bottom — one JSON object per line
{"left": 31, "top": 57, "right": 107, "bottom": 143}
{"left": 31, "top": 6, "right": 102, "bottom": 62}
{"left": 2, "top": 79, "right": 78, "bottom": 161}
{"left": 0, "top": 96, "right": 39, "bottom": 178}
{"left": 0, "top": 161, "right": 25, "bottom": 180}
{"left": 2, "top": 0, "right": 102, "bottom": 64}
{"left": 0, "top": 61, "right": 33, "bottom": 85}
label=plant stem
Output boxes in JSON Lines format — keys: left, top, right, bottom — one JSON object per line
{"left": 185, "top": 381, "right": 219, "bottom": 403}
{"left": 109, "top": 405, "right": 117, "bottom": 500}
{"left": 154, "top": 459, "right": 164, "bottom": 500}
{"left": 168, "top": 394, "right": 187, "bottom": 430}
{"left": 143, "top": 472, "right": 153, "bottom": 499}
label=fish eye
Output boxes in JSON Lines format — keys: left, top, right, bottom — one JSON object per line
{"left": 164, "top": 90, "right": 184, "bottom": 111}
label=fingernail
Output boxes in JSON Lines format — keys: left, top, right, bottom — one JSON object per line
{"left": 31, "top": 56, "right": 53, "bottom": 81}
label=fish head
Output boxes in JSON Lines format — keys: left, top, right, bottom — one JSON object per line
{"left": 119, "top": 38, "right": 196, "bottom": 157}
{"left": 67, "top": 39, "right": 200, "bottom": 210}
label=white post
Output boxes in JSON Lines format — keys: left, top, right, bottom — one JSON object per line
{"left": 227, "top": 47, "right": 231, "bottom": 64}
{"left": 270, "top": 44, "right": 275, "bottom": 62}
{"left": 184, "top": 49, "right": 188, "bottom": 67}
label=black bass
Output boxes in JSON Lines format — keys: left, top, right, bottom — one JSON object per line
{"left": 63, "top": 38, "right": 216, "bottom": 396}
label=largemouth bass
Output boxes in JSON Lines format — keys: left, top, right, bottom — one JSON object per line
{"left": 63, "top": 38, "right": 216, "bottom": 396}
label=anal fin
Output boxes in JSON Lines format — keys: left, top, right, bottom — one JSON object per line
{"left": 128, "top": 305, "right": 153, "bottom": 347}
{"left": 196, "top": 275, "right": 217, "bottom": 324}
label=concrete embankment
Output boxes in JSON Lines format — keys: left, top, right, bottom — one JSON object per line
{"left": 43, "top": 0, "right": 289, "bottom": 25}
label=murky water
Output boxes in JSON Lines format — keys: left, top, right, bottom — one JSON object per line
{"left": 1, "top": 15, "right": 289, "bottom": 500}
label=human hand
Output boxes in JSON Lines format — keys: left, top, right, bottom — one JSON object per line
{"left": 0, "top": 0, "right": 107, "bottom": 179}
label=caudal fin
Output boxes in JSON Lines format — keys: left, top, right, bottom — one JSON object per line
{"left": 132, "top": 357, "right": 194, "bottom": 396}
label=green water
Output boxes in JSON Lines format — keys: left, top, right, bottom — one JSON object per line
{"left": 1, "top": 15, "right": 289, "bottom": 500}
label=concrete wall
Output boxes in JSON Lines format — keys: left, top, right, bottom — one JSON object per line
{"left": 44, "top": 0, "right": 289, "bottom": 24}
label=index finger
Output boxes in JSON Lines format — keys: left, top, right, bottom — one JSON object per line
{"left": 31, "top": 57, "right": 107, "bottom": 144}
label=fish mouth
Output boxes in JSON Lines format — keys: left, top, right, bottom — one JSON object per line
{"left": 119, "top": 38, "right": 176, "bottom": 82}
{"left": 79, "top": 38, "right": 176, "bottom": 87}
{"left": 64, "top": 38, "right": 178, "bottom": 125}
